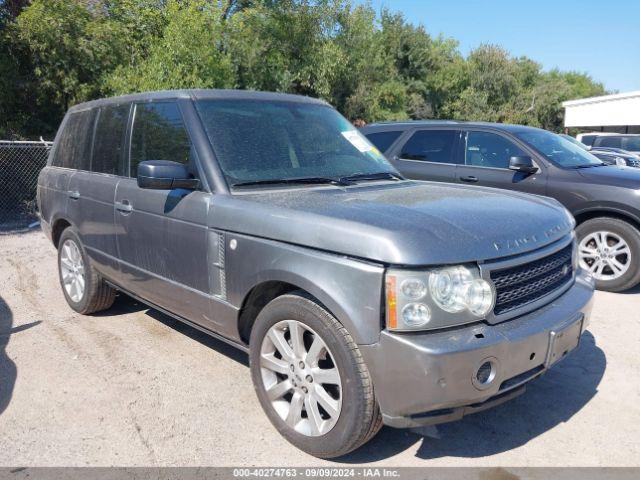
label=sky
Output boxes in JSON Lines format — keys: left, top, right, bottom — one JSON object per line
{"left": 361, "top": 0, "right": 640, "bottom": 94}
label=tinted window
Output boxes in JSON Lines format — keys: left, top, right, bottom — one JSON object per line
{"left": 92, "top": 103, "right": 130, "bottom": 175}
{"left": 52, "top": 110, "right": 96, "bottom": 170}
{"left": 622, "top": 137, "right": 640, "bottom": 151}
{"left": 596, "top": 136, "right": 622, "bottom": 148}
{"left": 580, "top": 135, "right": 597, "bottom": 147}
{"left": 130, "top": 102, "right": 191, "bottom": 177}
{"left": 195, "top": 100, "right": 396, "bottom": 186}
{"left": 365, "top": 131, "right": 403, "bottom": 153}
{"left": 465, "top": 131, "right": 525, "bottom": 169}
{"left": 400, "top": 130, "right": 457, "bottom": 163}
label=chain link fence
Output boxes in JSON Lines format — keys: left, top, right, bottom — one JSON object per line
{"left": 0, "top": 140, "right": 52, "bottom": 232}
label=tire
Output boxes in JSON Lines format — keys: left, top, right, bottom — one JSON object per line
{"left": 57, "top": 227, "right": 116, "bottom": 314}
{"left": 249, "top": 292, "right": 381, "bottom": 458}
{"left": 575, "top": 217, "right": 640, "bottom": 292}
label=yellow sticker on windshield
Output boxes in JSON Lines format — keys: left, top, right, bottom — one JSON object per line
{"left": 342, "top": 130, "right": 373, "bottom": 153}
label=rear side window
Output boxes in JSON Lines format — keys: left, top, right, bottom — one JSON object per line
{"left": 465, "top": 131, "right": 525, "bottom": 169}
{"left": 580, "top": 135, "right": 597, "bottom": 147}
{"left": 595, "top": 136, "right": 622, "bottom": 148}
{"left": 52, "top": 110, "right": 96, "bottom": 170}
{"left": 130, "top": 102, "right": 192, "bottom": 177}
{"left": 400, "top": 130, "right": 458, "bottom": 163}
{"left": 92, "top": 103, "right": 130, "bottom": 175}
{"left": 365, "top": 131, "right": 403, "bottom": 153}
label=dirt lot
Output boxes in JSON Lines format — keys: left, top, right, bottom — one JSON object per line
{"left": 1, "top": 230, "right": 639, "bottom": 466}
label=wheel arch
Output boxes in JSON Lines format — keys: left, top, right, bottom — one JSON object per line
{"left": 236, "top": 273, "right": 362, "bottom": 346}
{"left": 51, "top": 217, "right": 73, "bottom": 248}
{"left": 573, "top": 206, "right": 640, "bottom": 232}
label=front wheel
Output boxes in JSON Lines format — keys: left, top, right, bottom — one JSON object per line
{"left": 249, "top": 292, "right": 381, "bottom": 458}
{"left": 576, "top": 217, "right": 640, "bottom": 292}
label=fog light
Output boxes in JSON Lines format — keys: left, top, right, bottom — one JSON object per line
{"left": 473, "top": 358, "right": 497, "bottom": 390}
{"left": 476, "top": 362, "right": 493, "bottom": 384}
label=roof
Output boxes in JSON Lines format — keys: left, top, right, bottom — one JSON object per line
{"left": 362, "top": 120, "right": 543, "bottom": 133}
{"left": 562, "top": 90, "right": 640, "bottom": 127}
{"left": 562, "top": 90, "right": 640, "bottom": 107}
{"left": 68, "top": 89, "right": 328, "bottom": 112}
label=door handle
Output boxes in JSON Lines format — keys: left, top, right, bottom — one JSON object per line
{"left": 68, "top": 190, "right": 80, "bottom": 200}
{"left": 460, "top": 176, "right": 479, "bottom": 183}
{"left": 115, "top": 200, "right": 133, "bottom": 213}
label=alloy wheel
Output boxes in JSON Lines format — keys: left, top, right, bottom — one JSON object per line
{"left": 259, "top": 320, "right": 342, "bottom": 437}
{"left": 60, "top": 239, "right": 86, "bottom": 303}
{"left": 579, "top": 230, "right": 631, "bottom": 281}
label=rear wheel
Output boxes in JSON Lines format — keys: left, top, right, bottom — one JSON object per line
{"left": 576, "top": 217, "right": 640, "bottom": 292}
{"left": 58, "top": 227, "right": 116, "bottom": 314}
{"left": 249, "top": 292, "right": 381, "bottom": 458}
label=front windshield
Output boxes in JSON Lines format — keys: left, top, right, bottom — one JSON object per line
{"left": 195, "top": 99, "right": 397, "bottom": 187}
{"left": 515, "top": 129, "right": 603, "bottom": 168}
{"left": 560, "top": 134, "right": 589, "bottom": 151}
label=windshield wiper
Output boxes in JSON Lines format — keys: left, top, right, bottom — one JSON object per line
{"left": 574, "top": 163, "right": 606, "bottom": 169}
{"left": 231, "top": 176, "right": 352, "bottom": 188}
{"left": 339, "top": 171, "right": 405, "bottom": 183}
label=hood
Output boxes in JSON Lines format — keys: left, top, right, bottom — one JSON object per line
{"left": 577, "top": 164, "right": 640, "bottom": 187}
{"left": 212, "top": 181, "right": 574, "bottom": 265}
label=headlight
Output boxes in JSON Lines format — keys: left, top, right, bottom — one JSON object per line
{"left": 385, "top": 265, "right": 495, "bottom": 331}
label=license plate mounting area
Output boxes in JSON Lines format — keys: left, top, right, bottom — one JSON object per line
{"left": 545, "top": 315, "right": 584, "bottom": 367}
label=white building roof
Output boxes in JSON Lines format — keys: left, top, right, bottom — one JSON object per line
{"left": 562, "top": 91, "right": 640, "bottom": 128}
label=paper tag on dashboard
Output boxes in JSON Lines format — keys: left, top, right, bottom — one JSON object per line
{"left": 342, "top": 130, "right": 373, "bottom": 152}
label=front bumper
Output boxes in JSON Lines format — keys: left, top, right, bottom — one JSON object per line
{"left": 40, "top": 217, "right": 52, "bottom": 242}
{"left": 359, "top": 271, "right": 595, "bottom": 428}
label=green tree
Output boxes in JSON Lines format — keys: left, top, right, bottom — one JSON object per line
{"left": 106, "top": 0, "right": 234, "bottom": 93}
{"left": 1, "top": 0, "right": 610, "bottom": 137}
{"left": 15, "top": 0, "right": 126, "bottom": 111}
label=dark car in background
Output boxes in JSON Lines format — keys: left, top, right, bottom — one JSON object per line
{"left": 577, "top": 133, "right": 640, "bottom": 155}
{"left": 590, "top": 149, "right": 640, "bottom": 168}
{"left": 362, "top": 121, "right": 640, "bottom": 292}
{"left": 559, "top": 134, "right": 640, "bottom": 167}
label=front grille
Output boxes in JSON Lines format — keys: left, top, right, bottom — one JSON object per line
{"left": 491, "top": 243, "right": 573, "bottom": 316}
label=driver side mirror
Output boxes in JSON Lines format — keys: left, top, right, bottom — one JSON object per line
{"left": 137, "top": 160, "right": 200, "bottom": 190}
{"left": 509, "top": 156, "right": 538, "bottom": 174}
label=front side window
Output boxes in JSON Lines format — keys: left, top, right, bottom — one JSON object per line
{"left": 195, "top": 100, "right": 396, "bottom": 187}
{"left": 400, "top": 130, "right": 458, "bottom": 163}
{"left": 465, "top": 131, "right": 525, "bottom": 169}
{"left": 52, "top": 110, "right": 96, "bottom": 170}
{"left": 515, "top": 129, "right": 603, "bottom": 168}
{"left": 580, "top": 135, "right": 597, "bottom": 147}
{"left": 92, "top": 103, "right": 130, "bottom": 175}
{"left": 365, "top": 130, "right": 403, "bottom": 153}
{"left": 130, "top": 102, "right": 192, "bottom": 178}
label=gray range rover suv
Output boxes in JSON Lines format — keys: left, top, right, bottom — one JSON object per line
{"left": 38, "top": 90, "right": 594, "bottom": 458}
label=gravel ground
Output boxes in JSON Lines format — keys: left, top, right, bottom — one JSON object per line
{"left": 1, "top": 230, "right": 639, "bottom": 467}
